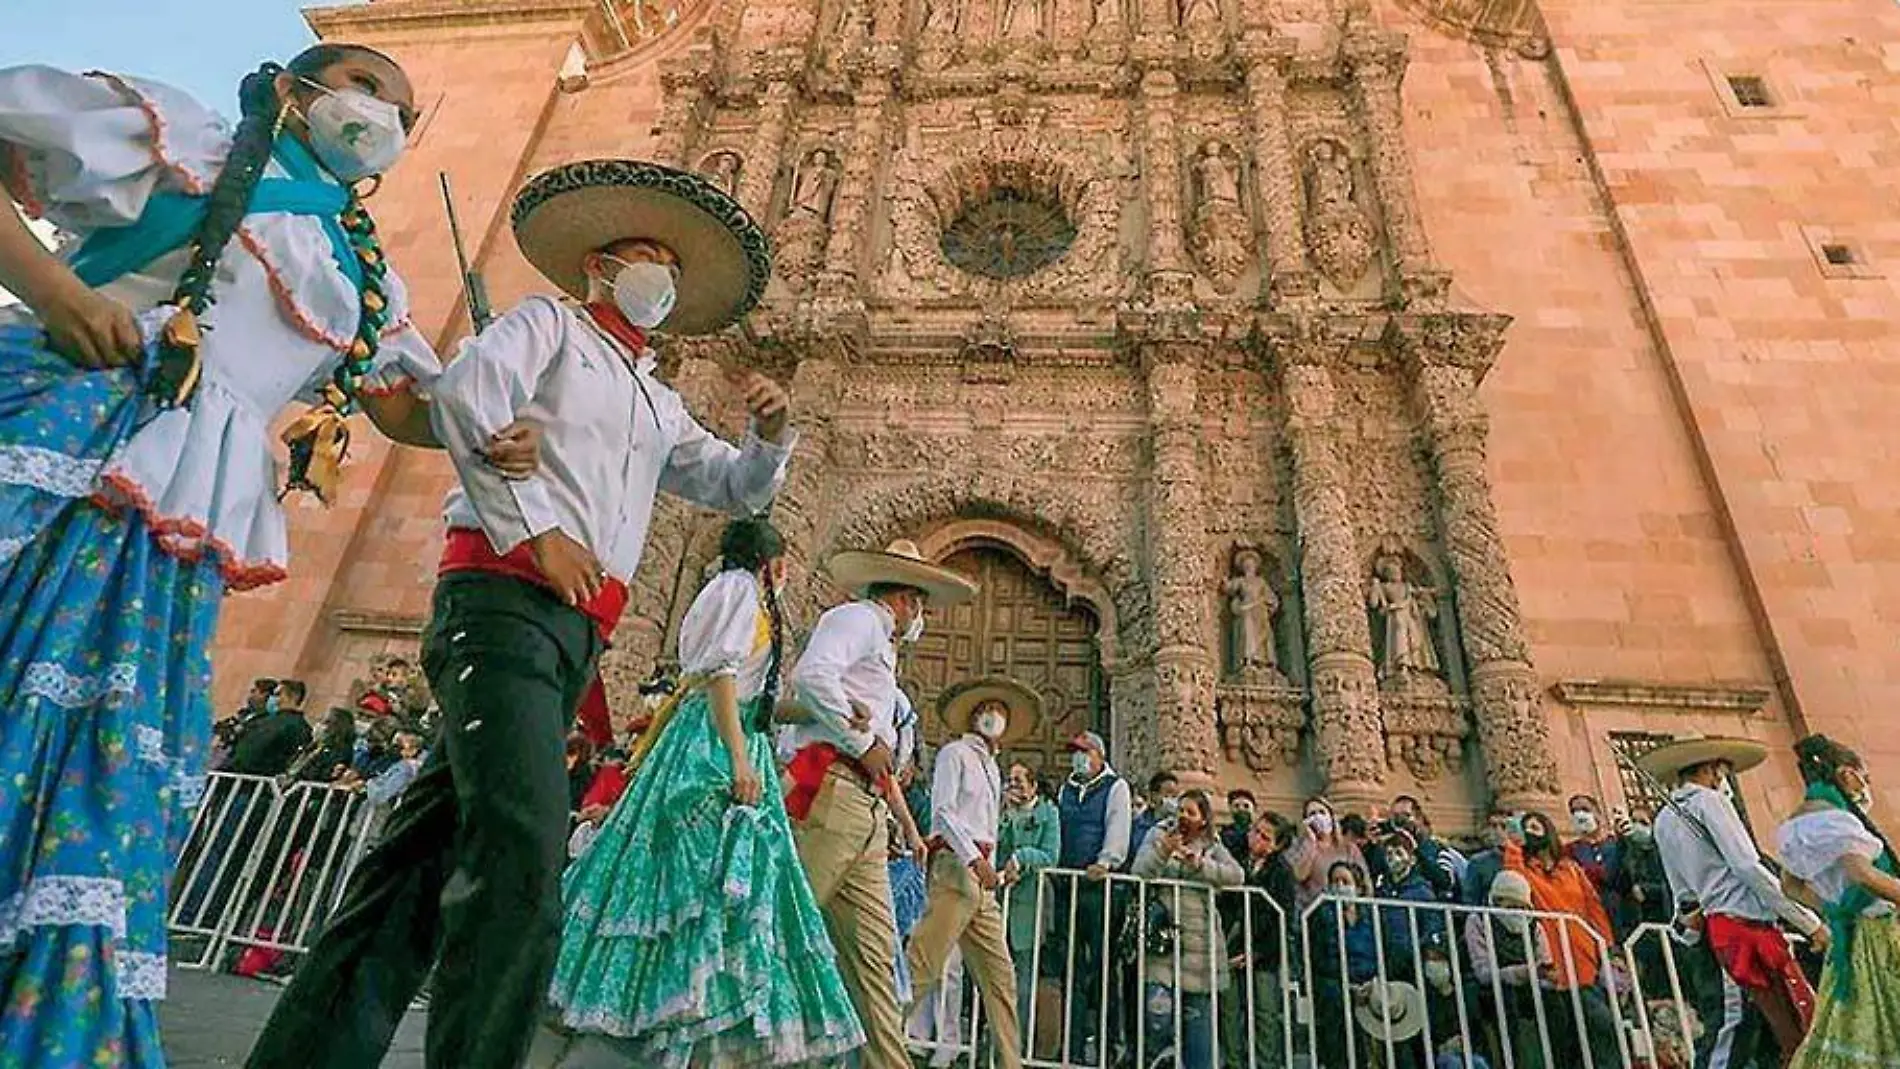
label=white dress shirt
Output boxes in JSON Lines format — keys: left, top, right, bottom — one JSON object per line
{"left": 677, "top": 570, "right": 773, "bottom": 699}
{"left": 1656, "top": 783, "right": 1823, "bottom": 935}
{"left": 430, "top": 296, "right": 794, "bottom": 581}
{"left": 930, "top": 734, "right": 1003, "bottom": 865}
{"left": 783, "top": 600, "right": 898, "bottom": 759}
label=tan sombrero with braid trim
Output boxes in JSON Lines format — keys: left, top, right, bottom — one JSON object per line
{"left": 510, "top": 158, "right": 771, "bottom": 336}
{"left": 825, "top": 540, "right": 978, "bottom": 606}
{"left": 1635, "top": 735, "right": 1767, "bottom": 782}
{"left": 940, "top": 678, "right": 1041, "bottom": 750}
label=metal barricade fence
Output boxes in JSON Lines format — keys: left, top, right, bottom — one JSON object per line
{"left": 167, "top": 771, "right": 378, "bottom": 973}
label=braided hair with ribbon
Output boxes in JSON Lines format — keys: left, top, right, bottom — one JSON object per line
{"left": 717, "top": 515, "right": 787, "bottom": 730}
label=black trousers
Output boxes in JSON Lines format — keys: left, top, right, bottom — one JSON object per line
{"left": 248, "top": 574, "right": 600, "bottom": 1069}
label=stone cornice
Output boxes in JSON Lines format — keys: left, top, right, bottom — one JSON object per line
{"left": 1385, "top": 311, "right": 1513, "bottom": 380}
{"left": 306, "top": 0, "right": 594, "bottom": 35}
{"left": 331, "top": 609, "right": 427, "bottom": 637}
{"left": 1551, "top": 679, "right": 1773, "bottom": 716}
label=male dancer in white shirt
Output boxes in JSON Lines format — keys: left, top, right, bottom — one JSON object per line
{"left": 252, "top": 160, "right": 790, "bottom": 1069}
{"left": 907, "top": 691, "right": 1027, "bottom": 1069}
{"left": 783, "top": 540, "right": 977, "bottom": 1069}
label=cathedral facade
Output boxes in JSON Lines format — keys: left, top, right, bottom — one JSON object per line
{"left": 208, "top": 0, "right": 1900, "bottom": 825}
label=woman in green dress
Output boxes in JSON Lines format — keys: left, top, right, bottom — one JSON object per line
{"left": 548, "top": 517, "right": 864, "bottom": 1067}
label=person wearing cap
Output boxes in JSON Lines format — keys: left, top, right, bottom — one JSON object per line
{"left": 250, "top": 158, "right": 790, "bottom": 1069}
{"left": 906, "top": 690, "right": 1032, "bottom": 1069}
{"left": 1644, "top": 736, "right": 1828, "bottom": 1068}
{"left": 1054, "top": 728, "right": 1133, "bottom": 1063}
{"left": 782, "top": 540, "right": 979, "bottom": 1068}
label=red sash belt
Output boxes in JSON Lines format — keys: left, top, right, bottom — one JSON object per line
{"left": 439, "top": 528, "right": 628, "bottom": 747}
{"left": 1705, "top": 913, "right": 1816, "bottom": 1027}
{"left": 785, "top": 743, "right": 891, "bottom": 821}
{"left": 927, "top": 837, "right": 995, "bottom": 862}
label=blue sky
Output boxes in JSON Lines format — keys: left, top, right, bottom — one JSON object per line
{"left": 1, "top": 0, "right": 341, "bottom": 116}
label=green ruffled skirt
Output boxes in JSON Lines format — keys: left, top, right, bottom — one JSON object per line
{"left": 1791, "top": 912, "right": 1900, "bottom": 1069}
{"left": 547, "top": 691, "right": 864, "bottom": 1067}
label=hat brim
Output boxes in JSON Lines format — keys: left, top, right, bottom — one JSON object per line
{"left": 1352, "top": 981, "right": 1427, "bottom": 1042}
{"left": 826, "top": 550, "right": 978, "bottom": 606}
{"left": 939, "top": 678, "right": 1041, "bottom": 750}
{"left": 1635, "top": 737, "right": 1767, "bottom": 782}
{"left": 511, "top": 159, "right": 771, "bottom": 336}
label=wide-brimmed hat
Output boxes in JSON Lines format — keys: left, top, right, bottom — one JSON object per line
{"left": 940, "top": 678, "right": 1040, "bottom": 749}
{"left": 1635, "top": 735, "right": 1767, "bottom": 782}
{"left": 825, "top": 540, "right": 978, "bottom": 606}
{"left": 510, "top": 158, "right": 771, "bottom": 336}
{"left": 1353, "top": 979, "right": 1427, "bottom": 1043}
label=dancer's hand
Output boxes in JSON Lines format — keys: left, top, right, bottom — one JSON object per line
{"left": 481, "top": 419, "right": 542, "bottom": 480}
{"left": 970, "top": 855, "right": 1002, "bottom": 892}
{"left": 857, "top": 740, "right": 894, "bottom": 780}
{"left": 731, "top": 753, "right": 763, "bottom": 806}
{"left": 1807, "top": 926, "right": 1832, "bottom": 954}
{"left": 530, "top": 529, "right": 604, "bottom": 606}
{"left": 40, "top": 282, "right": 142, "bottom": 369}
{"left": 847, "top": 700, "right": 873, "bottom": 733}
{"left": 728, "top": 367, "right": 791, "bottom": 443}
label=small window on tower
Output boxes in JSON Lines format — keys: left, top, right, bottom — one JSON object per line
{"left": 1822, "top": 243, "right": 1857, "bottom": 267}
{"left": 1727, "top": 75, "right": 1774, "bottom": 108}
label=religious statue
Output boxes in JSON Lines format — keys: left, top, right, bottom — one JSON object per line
{"left": 1000, "top": 0, "right": 1041, "bottom": 39}
{"left": 920, "top": 0, "right": 963, "bottom": 35}
{"left": 1302, "top": 138, "right": 1377, "bottom": 289}
{"left": 1225, "top": 547, "right": 1279, "bottom": 677}
{"left": 700, "top": 151, "right": 742, "bottom": 197}
{"left": 791, "top": 149, "right": 840, "bottom": 222}
{"left": 1179, "top": 0, "right": 1220, "bottom": 27}
{"left": 1189, "top": 140, "right": 1251, "bottom": 294}
{"left": 1196, "top": 140, "right": 1241, "bottom": 206}
{"left": 1367, "top": 550, "right": 1443, "bottom": 685}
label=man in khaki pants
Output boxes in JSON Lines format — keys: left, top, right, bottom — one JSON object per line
{"left": 783, "top": 541, "right": 978, "bottom": 1068}
{"left": 907, "top": 687, "right": 1028, "bottom": 1069}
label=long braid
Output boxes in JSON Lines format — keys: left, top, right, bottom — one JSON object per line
{"left": 761, "top": 564, "right": 787, "bottom": 712}
{"left": 169, "top": 64, "right": 282, "bottom": 317}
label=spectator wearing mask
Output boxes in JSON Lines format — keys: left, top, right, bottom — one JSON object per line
{"left": 998, "top": 762, "right": 1061, "bottom": 1034}
{"left": 1564, "top": 794, "right": 1624, "bottom": 912}
{"left": 1289, "top": 796, "right": 1367, "bottom": 912}
{"left": 1502, "top": 811, "right": 1623, "bottom": 1068}
{"left": 1463, "top": 807, "right": 1517, "bottom": 907}
{"left": 1130, "top": 771, "right": 1181, "bottom": 867}
{"left": 1463, "top": 869, "right": 1559, "bottom": 1067}
{"left": 289, "top": 708, "right": 361, "bottom": 785}
{"left": 213, "top": 678, "right": 280, "bottom": 771}
{"left": 1375, "top": 828, "right": 1448, "bottom": 960}
{"left": 1055, "top": 730, "right": 1132, "bottom": 1064}
{"left": 1388, "top": 794, "right": 1459, "bottom": 901}
{"left": 1221, "top": 788, "right": 1258, "bottom": 862}
{"left": 1614, "top": 807, "right": 1670, "bottom": 931}
{"left": 1307, "top": 861, "right": 1381, "bottom": 1067}
{"left": 1131, "top": 789, "right": 1243, "bottom": 1069}
{"left": 225, "top": 680, "right": 312, "bottom": 778}
{"left": 1225, "top": 812, "right": 1297, "bottom": 1069}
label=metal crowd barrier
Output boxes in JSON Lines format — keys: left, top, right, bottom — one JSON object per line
{"left": 168, "top": 771, "right": 378, "bottom": 973}
{"left": 904, "top": 868, "right": 1714, "bottom": 1069}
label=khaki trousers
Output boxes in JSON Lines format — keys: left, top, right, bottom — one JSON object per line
{"left": 906, "top": 851, "right": 1025, "bottom": 1069}
{"left": 793, "top": 767, "right": 909, "bottom": 1069}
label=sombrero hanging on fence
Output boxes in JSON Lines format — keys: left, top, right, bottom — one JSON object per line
{"left": 825, "top": 540, "right": 979, "bottom": 606}
{"left": 510, "top": 158, "right": 772, "bottom": 335}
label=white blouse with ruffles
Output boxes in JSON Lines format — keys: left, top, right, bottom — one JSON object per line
{"left": 0, "top": 65, "right": 441, "bottom": 589}
{"left": 1776, "top": 808, "right": 1894, "bottom": 918}
{"left": 677, "top": 569, "right": 775, "bottom": 701}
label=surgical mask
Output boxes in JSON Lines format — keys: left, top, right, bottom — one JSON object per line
{"left": 1330, "top": 881, "right": 1357, "bottom": 897}
{"left": 1479, "top": 826, "right": 1506, "bottom": 849}
{"left": 975, "top": 710, "right": 1007, "bottom": 740}
{"left": 1161, "top": 797, "right": 1181, "bottom": 819}
{"left": 1387, "top": 851, "right": 1415, "bottom": 879}
{"left": 1523, "top": 828, "right": 1554, "bottom": 853}
{"left": 607, "top": 259, "right": 678, "bottom": 329}
{"left": 1424, "top": 960, "right": 1453, "bottom": 991}
{"left": 1571, "top": 810, "right": 1599, "bottom": 835}
{"left": 1071, "top": 752, "right": 1092, "bottom": 777}
{"left": 902, "top": 612, "right": 926, "bottom": 644}
{"left": 1231, "top": 810, "right": 1253, "bottom": 833}
{"left": 264, "top": 694, "right": 280, "bottom": 713}
{"left": 1627, "top": 822, "right": 1654, "bottom": 845}
{"left": 1857, "top": 784, "right": 1875, "bottom": 809}
{"left": 1306, "top": 811, "right": 1335, "bottom": 836}
{"left": 1506, "top": 815, "right": 1526, "bottom": 841}
{"left": 299, "top": 78, "right": 407, "bottom": 182}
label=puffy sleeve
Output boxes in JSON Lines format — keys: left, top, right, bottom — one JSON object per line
{"left": 0, "top": 66, "right": 226, "bottom": 232}
{"left": 678, "top": 570, "right": 764, "bottom": 678}
{"left": 1777, "top": 810, "right": 1881, "bottom": 884}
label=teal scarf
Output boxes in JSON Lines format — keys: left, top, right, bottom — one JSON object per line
{"left": 1803, "top": 781, "right": 1898, "bottom": 1000}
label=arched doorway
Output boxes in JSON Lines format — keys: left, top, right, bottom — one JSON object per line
{"left": 899, "top": 543, "right": 1107, "bottom": 777}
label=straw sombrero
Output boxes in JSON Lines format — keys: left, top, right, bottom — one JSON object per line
{"left": 1635, "top": 735, "right": 1767, "bottom": 782}
{"left": 826, "top": 540, "right": 978, "bottom": 606}
{"left": 510, "top": 158, "right": 772, "bottom": 336}
{"left": 1352, "top": 979, "right": 1427, "bottom": 1043}
{"left": 939, "top": 678, "right": 1040, "bottom": 749}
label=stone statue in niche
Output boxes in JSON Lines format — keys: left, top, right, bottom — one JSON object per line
{"left": 1224, "top": 546, "right": 1280, "bottom": 678}
{"left": 775, "top": 148, "right": 840, "bottom": 292}
{"left": 1179, "top": 0, "right": 1220, "bottom": 27}
{"left": 1302, "top": 138, "right": 1377, "bottom": 290}
{"left": 791, "top": 149, "right": 840, "bottom": 222}
{"left": 1000, "top": 0, "right": 1041, "bottom": 39}
{"left": 1189, "top": 141, "right": 1252, "bottom": 295}
{"left": 1090, "top": 0, "right": 1122, "bottom": 31}
{"left": 1367, "top": 547, "right": 1444, "bottom": 688}
{"left": 700, "top": 151, "right": 742, "bottom": 197}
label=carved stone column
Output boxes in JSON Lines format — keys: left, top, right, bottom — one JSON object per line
{"left": 1136, "top": 69, "right": 1195, "bottom": 305}
{"left": 1394, "top": 314, "right": 1561, "bottom": 810}
{"left": 1272, "top": 320, "right": 1385, "bottom": 808}
{"left": 737, "top": 75, "right": 797, "bottom": 221}
{"left": 1342, "top": 34, "right": 1444, "bottom": 304}
{"left": 818, "top": 81, "right": 893, "bottom": 299}
{"left": 1236, "top": 33, "right": 1313, "bottom": 305}
{"left": 653, "top": 53, "right": 714, "bottom": 168}
{"left": 1142, "top": 345, "right": 1219, "bottom": 786}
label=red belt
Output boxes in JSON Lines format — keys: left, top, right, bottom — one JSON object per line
{"left": 785, "top": 743, "right": 891, "bottom": 821}
{"left": 927, "top": 837, "right": 995, "bottom": 862}
{"left": 1705, "top": 913, "right": 1815, "bottom": 1026}
{"left": 439, "top": 528, "right": 628, "bottom": 747}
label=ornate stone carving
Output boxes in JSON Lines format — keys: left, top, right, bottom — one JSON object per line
{"left": 1367, "top": 541, "right": 1445, "bottom": 691}
{"left": 699, "top": 150, "right": 743, "bottom": 196}
{"left": 1138, "top": 71, "right": 1193, "bottom": 304}
{"left": 1238, "top": 46, "right": 1313, "bottom": 302}
{"left": 776, "top": 148, "right": 840, "bottom": 292}
{"left": 1216, "top": 680, "right": 1306, "bottom": 772}
{"left": 1143, "top": 356, "right": 1219, "bottom": 781}
{"left": 1378, "top": 688, "right": 1468, "bottom": 783}
{"left": 1550, "top": 679, "right": 1774, "bottom": 715}
{"left": 1344, "top": 36, "right": 1446, "bottom": 302}
{"left": 1301, "top": 138, "right": 1377, "bottom": 291}
{"left": 1189, "top": 140, "right": 1253, "bottom": 295}
{"left": 1392, "top": 0, "right": 1549, "bottom": 59}
{"left": 1224, "top": 544, "right": 1282, "bottom": 679}
{"left": 1309, "top": 653, "right": 1386, "bottom": 799}
{"left": 1000, "top": 0, "right": 1043, "bottom": 39}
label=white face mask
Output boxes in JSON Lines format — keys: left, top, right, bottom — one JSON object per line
{"left": 1424, "top": 960, "right": 1453, "bottom": 991}
{"left": 901, "top": 611, "right": 925, "bottom": 644}
{"left": 1330, "top": 881, "right": 1357, "bottom": 897}
{"left": 1071, "top": 752, "right": 1092, "bottom": 777}
{"left": 607, "top": 259, "right": 678, "bottom": 329}
{"left": 1571, "top": 810, "right": 1599, "bottom": 835}
{"left": 975, "top": 710, "right": 1007, "bottom": 740}
{"left": 1306, "top": 811, "right": 1335, "bottom": 836}
{"left": 300, "top": 79, "right": 407, "bottom": 182}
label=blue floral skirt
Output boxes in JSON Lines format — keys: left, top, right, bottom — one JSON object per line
{"left": 0, "top": 323, "right": 223, "bottom": 1068}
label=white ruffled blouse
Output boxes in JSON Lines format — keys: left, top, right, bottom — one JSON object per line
{"left": 1776, "top": 808, "right": 1894, "bottom": 918}
{"left": 677, "top": 569, "right": 775, "bottom": 700}
{"left": 0, "top": 65, "right": 441, "bottom": 589}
